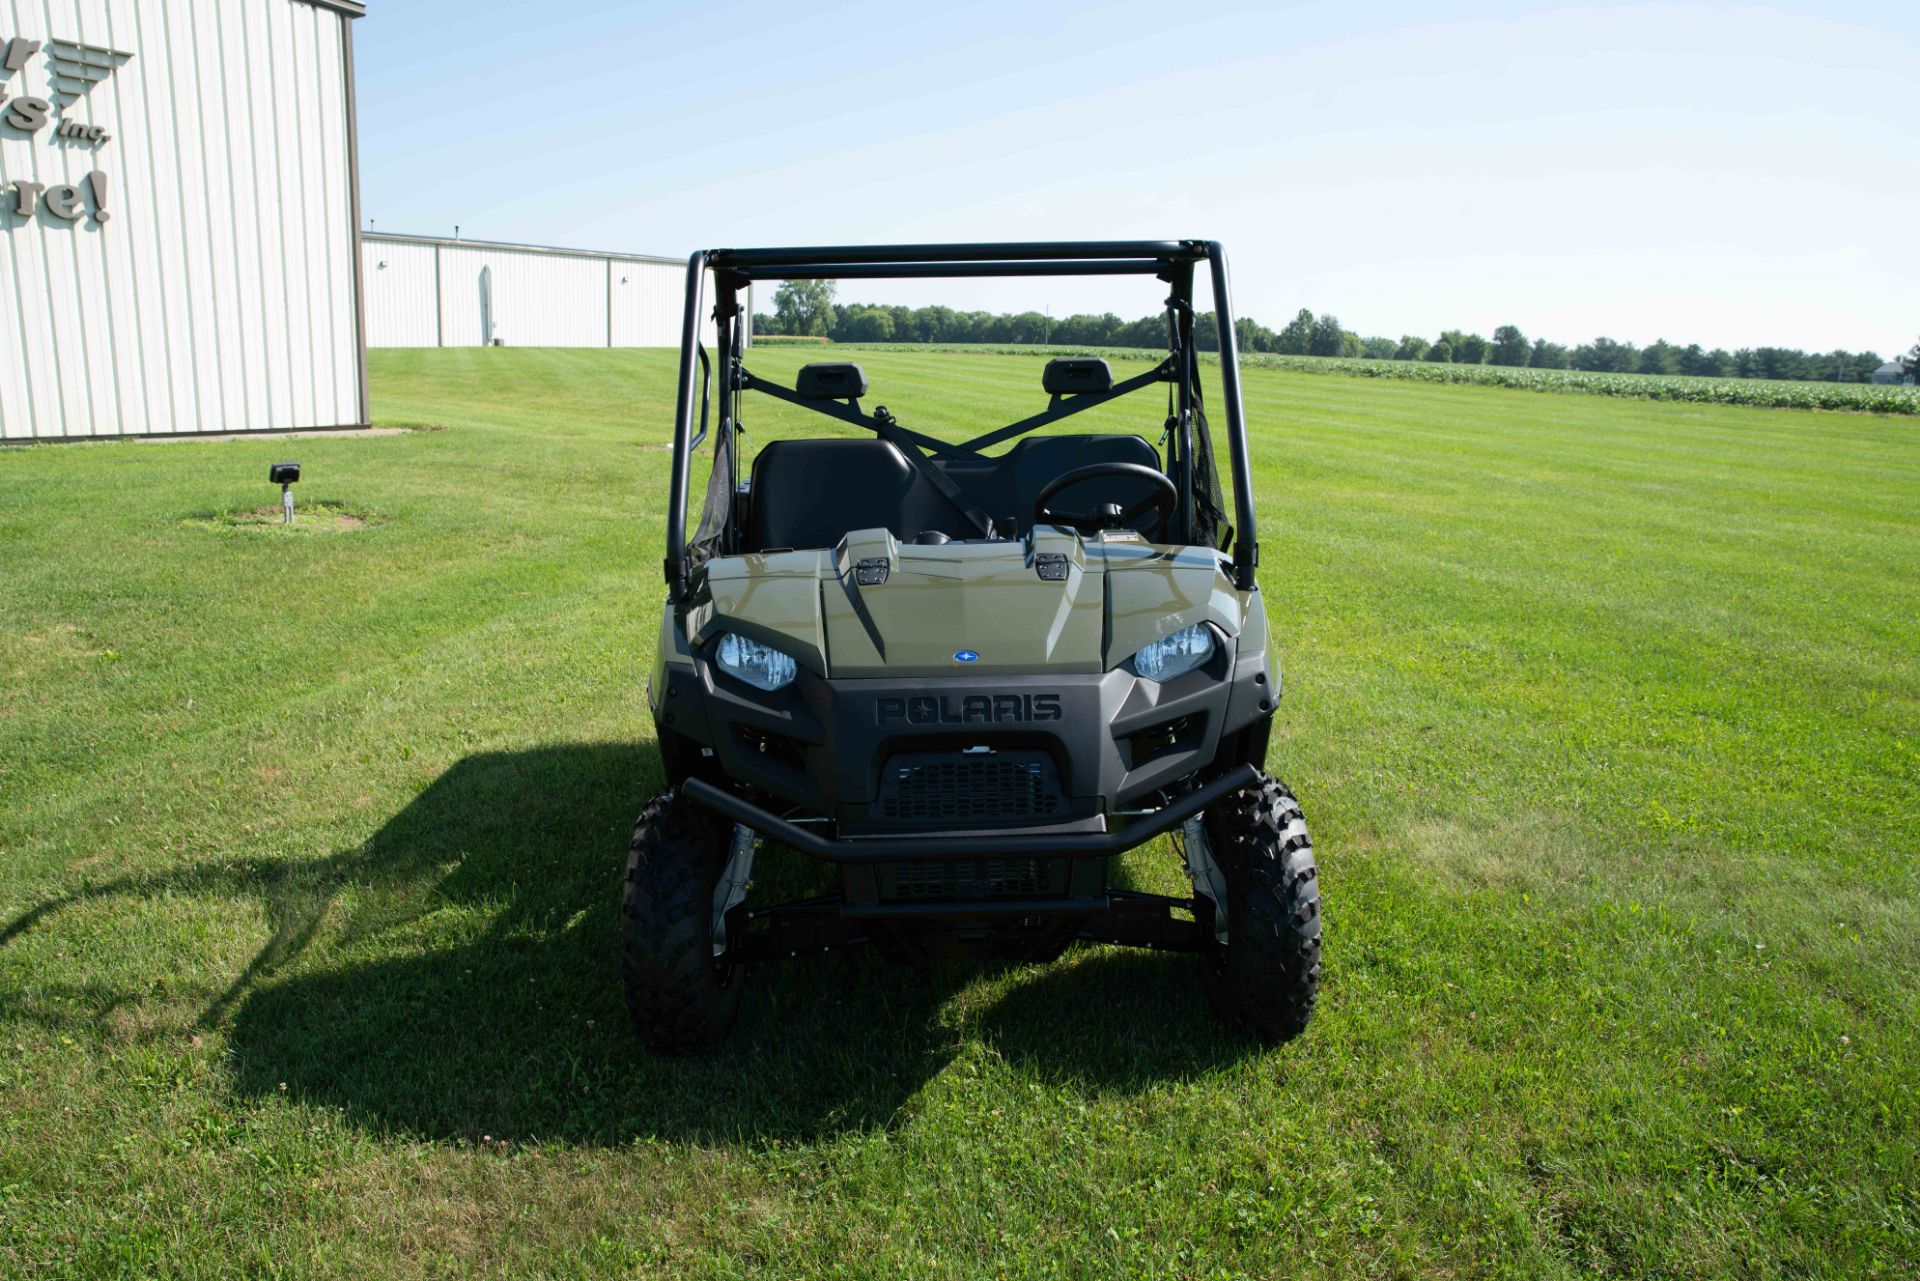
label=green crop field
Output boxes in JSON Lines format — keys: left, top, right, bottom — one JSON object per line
{"left": 2, "top": 348, "right": 1916, "bottom": 1278}
{"left": 827, "top": 342, "right": 1920, "bottom": 416}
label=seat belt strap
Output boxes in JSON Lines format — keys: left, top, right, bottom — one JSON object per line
{"left": 869, "top": 407, "right": 997, "bottom": 538}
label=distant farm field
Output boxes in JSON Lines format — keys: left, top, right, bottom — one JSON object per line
{"left": 2, "top": 348, "right": 1916, "bottom": 1278}
{"left": 830, "top": 341, "right": 1920, "bottom": 415}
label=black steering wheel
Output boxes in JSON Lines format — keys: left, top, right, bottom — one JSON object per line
{"left": 1033, "top": 462, "right": 1178, "bottom": 537}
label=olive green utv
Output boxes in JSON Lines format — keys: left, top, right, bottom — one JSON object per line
{"left": 629, "top": 241, "right": 1320, "bottom": 1051}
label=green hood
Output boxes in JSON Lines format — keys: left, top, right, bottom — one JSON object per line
{"left": 685, "top": 527, "right": 1251, "bottom": 679}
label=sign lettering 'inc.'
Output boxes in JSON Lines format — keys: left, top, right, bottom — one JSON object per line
{"left": 0, "top": 33, "right": 127, "bottom": 225}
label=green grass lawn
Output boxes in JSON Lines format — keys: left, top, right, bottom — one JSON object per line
{"left": 2, "top": 347, "right": 1916, "bottom": 1278}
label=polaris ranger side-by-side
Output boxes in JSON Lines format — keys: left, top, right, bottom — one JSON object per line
{"left": 629, "top": 241, "right": 1320, "bottom": 1050}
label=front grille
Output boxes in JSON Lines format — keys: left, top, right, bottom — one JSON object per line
{"left": 876, "top": 750, "right": 1064, "bottom": 824}
{"left": 878, "top": 858, "right": 1069, "bottom": 901}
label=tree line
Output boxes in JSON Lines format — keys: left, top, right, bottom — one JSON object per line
{"left": 757, "top": 280, "right": 1905, "bottom": 385}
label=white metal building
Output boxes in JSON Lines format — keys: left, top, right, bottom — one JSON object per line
{"left": 361, "top": 232, "right": 736, "bottom": 351}
{"left": 0, "top": 0, "right": 367, "bottom": 440}
{"left": 2, "top": 2, "right": 715, "bottom": 442}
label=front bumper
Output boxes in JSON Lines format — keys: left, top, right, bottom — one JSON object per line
{"left": 683, "top": 764, "right": 1258, "bottom": 863}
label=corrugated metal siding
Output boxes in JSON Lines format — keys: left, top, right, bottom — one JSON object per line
{"left": 363, "top": 238, "right": 438, "bottom": 347}
{"left": 0, "top": 0, "right": 360, "bottom": 438}
{"left": 611, "top": 260, "right": 693, "bottom": 347}
{"left": 438, "top": 244, "right": 607, "bottom": 348}
{"left": 362, "top": 235, "right": 737, "bottom": 350}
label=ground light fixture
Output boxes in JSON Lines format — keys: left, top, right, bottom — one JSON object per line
{"left": 269, "top": 462, "right": 301, "bottom": 524}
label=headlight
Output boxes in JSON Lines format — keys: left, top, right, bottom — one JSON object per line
{"left": 1132, "top": 623, "right": 1215, "bottom": 682}
{"left": 715, "top": 632, "right": 797, "bottom": 691}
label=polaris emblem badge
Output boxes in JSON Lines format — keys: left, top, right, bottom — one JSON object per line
{"left": 877, "top": 693, "right": 1063, "bottom": 725}
{"left": 953, "top": 649, "right": 979, "bottom": 662}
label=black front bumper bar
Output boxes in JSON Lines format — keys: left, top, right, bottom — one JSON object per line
{"left": 681, "top": 764, "right": 1257, "bottom": 863}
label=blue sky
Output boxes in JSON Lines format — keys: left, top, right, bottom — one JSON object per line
{"left": 354, "top": 1, "right": 1918, "bottom": 355}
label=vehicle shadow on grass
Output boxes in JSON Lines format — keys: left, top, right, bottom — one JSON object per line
{"left": 4, "top": 743, "right": 1259, "bottom": 1143}
{"left": 969, "top": 947, "right": 1261, "bottom": 1094}
{"left": 218, "top": 742, "right": 969, "bottom": 1145}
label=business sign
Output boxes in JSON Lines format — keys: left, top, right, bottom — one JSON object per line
{"left": 0, "top": 34, "right": 126, "bottom": 224}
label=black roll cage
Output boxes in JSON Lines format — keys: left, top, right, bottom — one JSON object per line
{"left": 664, "top": 240, "right": 1260, "bottom": 598}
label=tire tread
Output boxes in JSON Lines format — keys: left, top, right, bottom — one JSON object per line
{"left": 1199, "top": 774, "right": 1323, "bottom": 1042}
{"left": 620, "top": 791, "right": 741, "bottom": 1053}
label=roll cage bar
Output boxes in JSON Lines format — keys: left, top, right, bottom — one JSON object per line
{"left": 664, "top": 240, "right": 1260, "bottom": 599}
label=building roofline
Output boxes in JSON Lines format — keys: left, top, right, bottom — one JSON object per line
{"left": 363, "top": 230, "right": 685, "bottom": 267}
{"left": 295, "top": 0, "right": 366, "bottom": 16}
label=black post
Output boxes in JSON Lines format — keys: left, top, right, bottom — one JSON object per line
{"left": 1206, "top": 242, "right": 1259, "bottom": 590}
{"left": 664, "top": 252, "right": 708, "bottom": 601}
{"left": 1169, "top": 262, "right": 1197, "bottom": 545}
{"left": 714, "top": 274, "right": 739, "bottom": 555}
